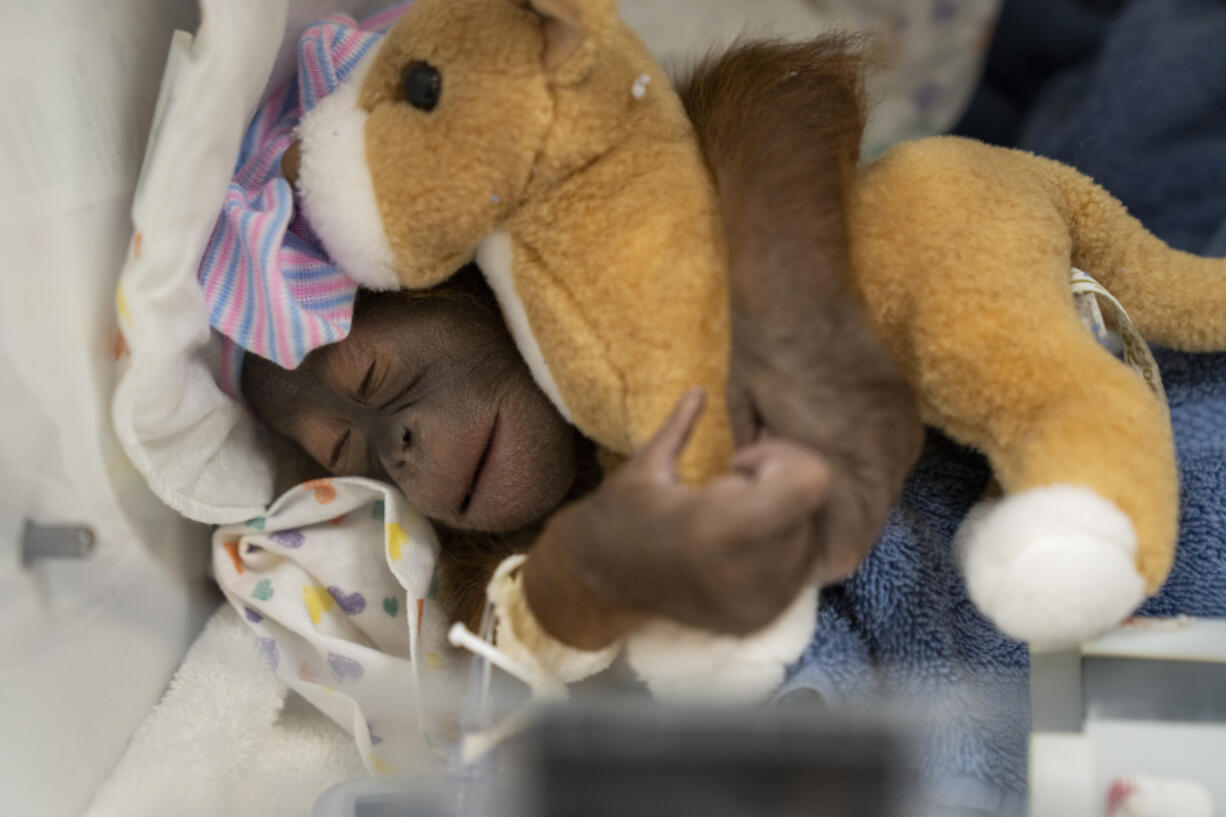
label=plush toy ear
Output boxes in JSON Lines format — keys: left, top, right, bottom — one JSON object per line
{"left": 507, "top": 0, "right": 613, "bottom": 79}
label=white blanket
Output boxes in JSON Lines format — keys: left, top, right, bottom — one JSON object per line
{"left": 85, "top": 605, "right": 367, "bottom": 817}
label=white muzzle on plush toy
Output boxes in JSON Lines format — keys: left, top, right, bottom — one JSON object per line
{"left": 295, "top": 50, "right": 400, "bottom": 292}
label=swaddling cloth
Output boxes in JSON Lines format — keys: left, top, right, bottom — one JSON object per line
{"left": 211, "top": 477, "right": 456, "bottom": 775}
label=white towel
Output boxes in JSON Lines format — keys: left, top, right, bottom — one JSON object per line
{"left": 85, "top": 605, "right": 366, "bottom": 817}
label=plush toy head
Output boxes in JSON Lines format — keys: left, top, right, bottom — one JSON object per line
{"left": 297, "top": 0, "right": 625, "bottom": 291}
{"left": 296, "top": 0, "right": 734, "bottom": 484}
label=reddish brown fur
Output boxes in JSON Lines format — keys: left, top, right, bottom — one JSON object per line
{"left": 679, "top": 36, "right": 924, "bottom": 580}
{"left": 436, "top": 527, "right": 532, "bottom": 631}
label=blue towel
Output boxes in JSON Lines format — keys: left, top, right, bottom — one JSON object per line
{"left": 1016, "top": 0, "right": 1226, "bottom": 255}
{"left": 782, "top": 1, "right": 1226, "bottom": 813}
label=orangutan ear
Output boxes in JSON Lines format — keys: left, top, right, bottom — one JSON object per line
{"left": 508, "top": 0, "right": 612, "bottom": 78}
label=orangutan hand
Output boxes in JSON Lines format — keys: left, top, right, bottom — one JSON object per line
{"left": 523, "top": 388, "right": 831, "bottom": 649}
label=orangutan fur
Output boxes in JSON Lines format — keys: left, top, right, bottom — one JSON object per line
{"left": 435, "top": 436, "right": 605, "bottom": 632}
{"left": 678, "top": 36, "right": 923, "bottom": 582}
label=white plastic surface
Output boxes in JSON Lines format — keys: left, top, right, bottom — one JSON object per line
{"left": 1081, "top": 618, "right": 1226, "bottom": 664}
{"left": 0, "top": 2, "right": 216, "bottom": 816}
{"left": 1, "top": 2, "right": 403, "bottom": 815}
{"left": 1030, "top": 732, "right": 1097, "bottom": 817}
{"left": 1030, "top": 623, "right": 1226, "bottom": 817}
{"left": 1090, "top": 720, "right": 1226, "bottom": 815}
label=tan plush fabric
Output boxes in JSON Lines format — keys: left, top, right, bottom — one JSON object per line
{"left": 847, "top": 137, "right": 1226, "bottom": 592}
{"left": 358, "top": 0, "right": 732, "bottom": 483}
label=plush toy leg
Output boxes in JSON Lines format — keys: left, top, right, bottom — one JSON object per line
{"left": 957, "top": 486, "right": 1147, "bottom": 647}
{"left": 624, "top": 588, "right": 819, "bottom": 704}
{"left": 956, "top": 352, "right": 1175, "bottom": 645}
{"left": 908, "top": 266, "right": 1178, "bottom": 647}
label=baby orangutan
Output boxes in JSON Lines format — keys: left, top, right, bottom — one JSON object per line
{"left": 244, "top": 265, "right": 832, "bottom": 646}
{"left": 246, "top": 35, "right": 921, "bottom": 651}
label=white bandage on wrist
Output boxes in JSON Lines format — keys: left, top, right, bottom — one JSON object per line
{"left": 485, "top": 554, "right": 622, "bottom": 688}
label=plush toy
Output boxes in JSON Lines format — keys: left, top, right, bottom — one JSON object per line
{"left": 293, "top": 0, "right": 814, "bottom": 702}
{"left": 292, "top": 0, "right": 1226, "bottom": 698}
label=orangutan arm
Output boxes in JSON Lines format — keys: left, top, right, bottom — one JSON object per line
{"left": 679, "top": 36, "right": 923, "bottom": 583}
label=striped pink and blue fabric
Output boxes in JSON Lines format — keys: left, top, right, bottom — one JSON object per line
{"left": 199, "top": 5, "right": 409, "bottom": 385}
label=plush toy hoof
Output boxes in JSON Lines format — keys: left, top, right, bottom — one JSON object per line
{"left": 958, "top": 485, "right": 1146, "bottom": 648}
{"left": 625, "top": 588, "right": 819, "bottom": 704}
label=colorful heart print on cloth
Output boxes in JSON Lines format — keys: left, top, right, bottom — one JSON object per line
{"left": 212, "top": 477, "right": 456, "bottom": 776}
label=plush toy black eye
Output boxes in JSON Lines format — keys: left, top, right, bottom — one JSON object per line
{"left": 401, "top": 61, "right": 441, "bottom": 112}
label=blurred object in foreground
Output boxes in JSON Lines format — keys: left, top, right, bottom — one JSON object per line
{"left": 313, "top": 701, "right": 914, "bottom": 817}
{"left": 1030, "top": 619, "right": 1226, "bottom": 817}
{"left": 523, "top": 703, "right": 910, "bottom": 817}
